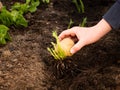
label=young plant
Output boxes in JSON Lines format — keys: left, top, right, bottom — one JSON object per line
{"left": 67, "top": 19, "right": 74, "bottom": 29}
{"left": 47, "top": 31, "right": 75, "bottom": 60}
{"left": 41, "top": 0, "right": 50, "bottom": 3}
{"left": 79, "top": 17, "right": 87, "bottom": 27}
{"left": 72, "top": 0, "right": 84, "bottom": 13}
{"left": 11, "top": 0, "right": 40, "bottom": 14}
{"left": 0, "top": 7, "right": 28, "bottom": 27}
{"left": 11, "top": 10, "right": 28, "bottom": 27}
{"left": 0, "top": 25, "right": 11, "bottom": 44}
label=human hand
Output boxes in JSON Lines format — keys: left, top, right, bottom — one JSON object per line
{"left": 59, "top": 19, "right": 111, "bottom": 54}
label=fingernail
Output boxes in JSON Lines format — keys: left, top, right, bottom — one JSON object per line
{"left": 70, "top": 49, "right": 74, "bottom": 54}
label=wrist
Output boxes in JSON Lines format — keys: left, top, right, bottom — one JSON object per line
{"left": 95, "top": 19, "right": 112, "bottom": 38}
{"left": 98, "top": 18, "right": 112, "bottom": 30}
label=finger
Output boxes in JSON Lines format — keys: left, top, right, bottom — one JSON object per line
{"left": 58, "top": 29, "right": 75, "bottom": 40}
{"left": 70, "top": 41, "right": 85, "bottom": 54}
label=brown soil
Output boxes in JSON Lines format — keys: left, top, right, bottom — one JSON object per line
{"left": 0, "top": 0, "right": 120, "bottom": 90}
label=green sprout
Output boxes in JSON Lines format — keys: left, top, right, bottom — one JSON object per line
{"left": 72, "top": 0, "right": 84, "bottom": 13}
{"left": 67, "top": 19, "right": 74, "bottom": 29}
{"left": 47, "top": 31, "right": 67, "bottom": 60}
{"left": 0, "top": 25, "right": 11, "bottom": 44}
{"left": 79, "top": 17, "right": 87, "bottom": 27}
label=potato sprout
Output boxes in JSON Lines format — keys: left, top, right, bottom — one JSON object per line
{"left": 47, "top": 31, "right": 74, "bottom": 60}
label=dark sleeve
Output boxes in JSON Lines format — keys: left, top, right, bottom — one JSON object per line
{"left": 103, "top": 0, "right": 120, "bottom": 29}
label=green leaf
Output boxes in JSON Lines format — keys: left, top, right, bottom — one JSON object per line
{"left": 79, "top": 0, "right": 84, "bottom": 13}
{"left": 11, "top": 10, "right": 28, "bottom": 27}
{"left": 47, "top": 31, "right": 67, "bottom": 60}
{"left": 72, "top": 0, "right": 84, "bottom": 13}
{"left": 0, "top": 7, "right": 13, "bottom": 26}
{"left": 42, "top": 0, "right": 50, "bottom": 3}
{"left": 11, "top": 2, "right": 29, "bottom": 14}
{"left": 28, "top": 0, "right": 40, "bottom": 13}
{"left": 79, "top": 17, "right": 87, "bottom": 27}
{"left": 31, "top": 0, "right": 40, "bottom": 6}
{"left": 67, "top": 19, "right": 74, "bottom": 29}
{"left": 0, "top": 25, "right": 11, "bottom": 44}
{"left": 15, "top": 14, "right": 28, "bottom": 27}
{"left": 5, "top": 32, "right": 11, "bottom": 41}
{"left": 11, "top": 10, "right": 19, "bottom": 21}
{"left": 26, "top": 0, "right": 31, "bottom": 4}
{"left": 12, "top": 0, "right": 40, "bottom": 14}
{"left": 28, "top": 6, "right": 37, "bottom": 13}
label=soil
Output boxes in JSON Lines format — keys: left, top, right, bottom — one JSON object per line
{"left": 0, "top": 0, "right": 120, "bottom": 90}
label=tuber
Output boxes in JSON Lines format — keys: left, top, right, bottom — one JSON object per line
{"left": 47, "top": 31, "right": 75, "bottom": 60}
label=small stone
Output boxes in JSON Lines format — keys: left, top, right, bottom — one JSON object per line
{"left": 2, "top": 50, "right": 12, "bottom": 57}
{"left": 12, "top": 59, "right": 18, "bottom": 62}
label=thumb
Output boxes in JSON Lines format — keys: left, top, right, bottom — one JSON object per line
{"left": 70, "top": 41, "right": 84, "bottom": 54}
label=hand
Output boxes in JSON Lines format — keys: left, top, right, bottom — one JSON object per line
{"left": 59, "top": 19, "right": 112, "bottom": 54}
